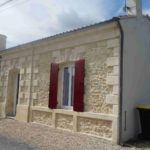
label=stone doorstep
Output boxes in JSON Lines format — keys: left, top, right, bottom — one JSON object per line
{"left": 6, "top": 116, "right": 15, "bottom": 120}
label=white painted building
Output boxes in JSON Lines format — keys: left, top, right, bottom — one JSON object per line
{"left": 0, "top": 0, "right": 149, "bottom": 144}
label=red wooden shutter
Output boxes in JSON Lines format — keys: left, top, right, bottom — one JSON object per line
{"left": 48, "top": 63, "right": 59, "bottom": 109}
{"left": 73, "top": 59, "right": 85, "bottom": 112}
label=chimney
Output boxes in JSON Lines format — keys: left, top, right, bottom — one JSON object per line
{"left": 128, "top": 0, "right": 142, "bottom": 18}
{"left": 0, "top": 34, "right": 7, "bottom": 51}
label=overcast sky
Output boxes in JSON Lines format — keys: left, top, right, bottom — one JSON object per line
{"left": 0, "top": 0, "right": 149, "bottom": 49}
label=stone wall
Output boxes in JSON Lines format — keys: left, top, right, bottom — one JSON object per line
{"left": 0, "top": 22, "right": 120, "bottom": 141}
{"left": 78, "top": 117, "right": 112, "bottom": 139}
{"left": 32, "top": 40, "right": 116, "bottom": 115}
{"left": 32, "top": 52, "right": 55, "bottom": 107}
{"left": 30, "top": 37, "right": 120, "bottom": 141}
{"left": 0, "top": 61, "right": 10, "bottom": 103}
{"left": 19, "top": 57, "right": 32, "bottom": 105}
{"left": 32, "top": 111, "right": 52, "bottom": 126}
{"left": 0, "top": 56, "right": 32, "bottom": 106}
{"left": 0, "top": 55, "right": 34, "bottom": 118}
{"left": 82, "top": 41, "right": 114, "bottom": 114}
{"left": 56, "top": 114, "right": 73, "bottom": 131}
{"left": 30, "top": 36, "right": 120, "bottom": 140}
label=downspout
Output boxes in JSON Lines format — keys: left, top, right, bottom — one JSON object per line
{"left": 0, "top": 56, "right": 2, "bottom": 69}
{"left": 117, "top": 19, "right": 124, "bottom": 146}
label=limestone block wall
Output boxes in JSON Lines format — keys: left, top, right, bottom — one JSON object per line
{"left": 19, "top": 56, "right": 32, "bottom": 105}
{"left": 31, "top": 39, "right": 120, "bottom": 116}
{"left": 32, "top": 111, "right": 52, "bottom": 126}
{"left": 30, "top": 107, "right": 118, "bottom": 140}
{"left": 82, "top": 41, "right": 114, "bottom": 114}
{"left": 0, "top": 56, "right": 32, "bottom": 105}
{"left": 106, "top": 38, "right": 120, "bottom": 116}
{"left": 0, "top": 22, "right": 121, "bottom": 141}
{"left": 31, "top": 52, "right": 55, "bottom": 107}
{"left": 30, "top": 37, "right": 120, "bottom": 141}
{"left": 56, "top": 114, "right": 73, "bottom": 131}
{"left": 0, "top": 55, "right": 33, "bottom": 118}
{"left": 78, "top": 117, "right": 112, "bottom": 138}
{"left": 0, "top": 60, "right": 9, "bottom": 103}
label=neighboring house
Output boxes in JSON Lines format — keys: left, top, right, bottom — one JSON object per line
{"left": 0, "top": 0, "right": 149, "bottom": 144}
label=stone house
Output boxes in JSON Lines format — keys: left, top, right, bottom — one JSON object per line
{"left": 0, "top": 0, "right": 149, "bottom": 144}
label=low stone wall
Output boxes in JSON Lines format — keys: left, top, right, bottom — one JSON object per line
{"left": 56, "top": 114, "right": 73, "bottom": 131}
{"left": 78, "top": 117, "right": 112, "bottom": 138}
{"left": 30, "top": 107, "right": 118, "bottom": 141}
{"left": 32, "top": 111, "right": 52, "bottom": 126}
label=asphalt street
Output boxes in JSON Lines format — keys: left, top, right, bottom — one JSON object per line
{"left": 0, "top": 135, "right": 37, "bottom": 150}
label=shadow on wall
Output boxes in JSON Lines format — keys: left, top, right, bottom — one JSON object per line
{"left": 5, "top": 68, "right": 20, "bottom": 117}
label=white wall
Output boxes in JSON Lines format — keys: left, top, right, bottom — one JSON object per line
{"left": 120, "top": 16, "right": 150, "bottom": 142}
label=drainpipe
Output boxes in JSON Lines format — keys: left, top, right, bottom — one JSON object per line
{"left": 28, "top": 44, "right": 34, "bottom": 122}
{"left": 0, "top": 56, "right": 2, "bottom": 81}
{"left": 0, "top": 56, "right": 2, "bottom": 68}
{"left": 0, "top": 56, "right": 2, "bottom": 82}
{"left": 117, "top": 19, "right": 124, "bottom": 146}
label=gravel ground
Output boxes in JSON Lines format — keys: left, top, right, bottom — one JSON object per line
{"left": 0, "top": 118, "right": 149, "bottom": 150}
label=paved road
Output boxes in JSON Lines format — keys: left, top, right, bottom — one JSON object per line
{"left": 0, "top": 135, "right": 37, "bottom": 150}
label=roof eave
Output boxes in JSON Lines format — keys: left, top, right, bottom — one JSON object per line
{"left": 0, "top": 18, "right": 119, "bottom": 53}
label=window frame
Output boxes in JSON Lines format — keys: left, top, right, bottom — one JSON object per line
{"left": 61, "top": 63, "right": 75, "bottom": 109}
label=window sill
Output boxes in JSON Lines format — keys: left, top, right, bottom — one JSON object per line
{"left": 60, "top": 106, "right": 73, "bottom": 110}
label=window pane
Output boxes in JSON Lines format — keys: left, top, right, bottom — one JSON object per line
{"left": 71, "top": 67, "right": 75, "bottom": 106}
{"left": 62, "top": 67, "right": 70, "bottom": 106}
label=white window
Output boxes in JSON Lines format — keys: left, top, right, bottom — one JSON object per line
{"left": 61, "top": 63, "right": 75, "bottom": 109}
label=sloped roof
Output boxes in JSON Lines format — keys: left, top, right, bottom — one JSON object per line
{"left": 1, "top": 15, "right": 137, "bottom": 52}
{"left": 2, "top": 17, "right": 120, "bottom": 52}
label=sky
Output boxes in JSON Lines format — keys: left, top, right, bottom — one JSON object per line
{"left": 0, "top": 0, "right": 149, "bottom": 49}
